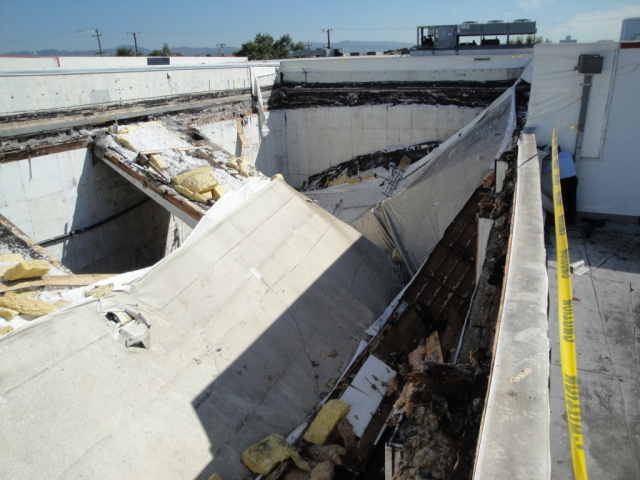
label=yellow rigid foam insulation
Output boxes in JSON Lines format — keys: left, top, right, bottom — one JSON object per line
{"left": 173, "top": 185, "right": 210, "bottom": 204}
{"left": 303, "top": 399, "right": 351, "bottom": 445}
{"left": 0, "top": 293, "right": 57, "bottom": 318}
{"left": 0, "top": 325, "right": 14, "bottom": 335}
{"left": 0, "top": 254, "right": 24, "bottom": 263}
{"left": 328, "top": 173, "right": 347, "bottom": 187}
{"left": 241, "top": 434, "right": 310, "bottom": 475}
{"left": 212, "top": 184, "right": 227, "bottom": 200}
{"left": 172, "top": 167, "right": 218, "bottom": 192}
{"left": 3, "top": 260, "right": 51, "bottom": 281}
{"left": 149, "top": 153, "right": 168, "bottom": 171}
{"left": 115, "top": 133, "right": 137, "bottom": 152}
{"left": 227, "top": 155, "right": 254, "bottom": 178}
{"left": 0, "top": 306, "right": 19, "bottom": 320}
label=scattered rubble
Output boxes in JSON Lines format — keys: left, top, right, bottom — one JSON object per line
{"left": 279, "top": 81, "right": 513, "bottom": 110}
{"left": 303, "top": 142, "right": 438, "bottom": 192}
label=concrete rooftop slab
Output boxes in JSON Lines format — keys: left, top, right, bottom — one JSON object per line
{"left": 547, "top": 217, "right": 640, "bottom": 479}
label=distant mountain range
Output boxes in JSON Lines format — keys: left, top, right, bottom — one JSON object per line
{"left": 3, "top": 40, "right": 414, "bottom": 58}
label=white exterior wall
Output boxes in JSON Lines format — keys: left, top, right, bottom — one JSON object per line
{"left": 0, "top": 56, "right": 248, "bottom": 71}
{"left": 280, "top": 54, "right": 531, "bottom": 83}
{"left": 0, "top": 149, "right": 190, "bottom": 273}
{"left": 527, "top": 43, "right": 640, "bottom": 216}
{"left": 194, "top": 110, "right": 288, "bottom": 179}
{"left": 0, "top": 65, "right": 276, "bottom": 116}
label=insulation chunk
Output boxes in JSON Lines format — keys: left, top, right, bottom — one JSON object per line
{"left": 212, "top": 184, "right": 227, "bottom": 200}
{"left": 174, "top": 184, "right": 210, "bottom": 204}
{"left": 173, "top": 166, "right": 218, "bottom": 193}
{"left": 0, "top": 306, "right": 19, "bottom": 320}
{"left": 241, "top": 434, "right": 310, "bottom": 475}
{"left": 0, "top": 293, "right": 57, "bottom": 318}
{"left": 0, "top": 254, "right": 24, "bottom": 263}
{"left": 84, "top": 283, "right": 115, "bottom": 299}
{"left": 0, "top": 325, "right": 14, "bottom": 335}
{"left": 227, "top": 155, "right": 254, "bottom": 178}
{"left": 303, "top": 399, "right": 351, "bottom": 445}
{"left": 115, "top": 133, "right": 137, "bottom": 152}
{"left": 149, "top": 153, "right": 167, "bottom": 171}
{"left": 2, "top": 260, "right": 51, "bottom": 281}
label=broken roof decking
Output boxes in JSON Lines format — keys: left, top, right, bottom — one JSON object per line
{"left": 306, "top": 82, "right": 517, "bottom": 275}
{"left": 0, "top": 179, "right": 399, "bottom": 479}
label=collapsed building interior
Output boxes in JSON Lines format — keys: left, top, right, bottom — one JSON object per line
{"left": 0, "top": 52, "right": 540, "bottom": 479}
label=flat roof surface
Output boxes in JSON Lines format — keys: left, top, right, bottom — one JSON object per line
{"left": 547, "top": 215, "right": 640, "bottom": 479}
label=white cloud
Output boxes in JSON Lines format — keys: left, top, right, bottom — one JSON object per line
{"left": 549, "top": 4, "right": 640, "bottom": 42}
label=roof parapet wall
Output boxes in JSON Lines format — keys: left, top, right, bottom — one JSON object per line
{"left": 473, "top": 132, "right": 550, "bottom": 478}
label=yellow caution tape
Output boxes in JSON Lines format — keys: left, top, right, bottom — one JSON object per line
{"left": 551, "top": 127, "right": 588, "bottom": 480}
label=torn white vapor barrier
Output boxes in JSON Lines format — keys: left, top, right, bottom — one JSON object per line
{"left": 302, "top": 82, "right": 517, "bottom": 276}
{"left": 351, "top": 83, "right": 518, "bottom": 275}
{"left": 0, "top": 178, "right": 399, "bottom": 480}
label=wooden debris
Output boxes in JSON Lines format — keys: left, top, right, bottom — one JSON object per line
{"left": 336, "top": 418, "right": 357, "bottom": 451}
{"left": 306, "top": 444, "right": 346, "bottom": 466}
{"left": 309, "top": 461, "right": 334, "bottom": 480}
{"left": 0, "top": 274, "right": 115, "bottom": 294}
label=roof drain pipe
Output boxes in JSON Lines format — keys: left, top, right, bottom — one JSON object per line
{"left": 573, "top": 54, "right": 603, "bottom": 174}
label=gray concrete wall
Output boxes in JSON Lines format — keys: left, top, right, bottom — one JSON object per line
{"left": 197, "top": 105, "right": 481, "bottom": 189}
{"left": 0, "top": 149, "right": 191, "bottom": 273}
{"left": 284, "top": 104, "right": 481, "bottom": 187}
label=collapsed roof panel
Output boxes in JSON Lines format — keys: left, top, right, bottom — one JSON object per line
{"left": 304, "top": 83, "right": 517, "bottom": 275}
{"left": 0, "top": 179, "right": 400, "bottom": 479}
{"left": 94, "top": 120, "right": 263, "bottom": 228}
{"left": 355, "top": 85, "right": 515, "bottom": 274}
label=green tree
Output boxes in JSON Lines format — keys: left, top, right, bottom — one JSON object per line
{"left": 234, "top": 33, "right": 302, "bottom": 60}
{"left": 115, "top": 46, "right": 134, "bottom": 56}
{"left": 510, "top": 35, "right": 551, "bottom": 45}
{"left": 149, "top": 42, "right": 172, "bottom": 56}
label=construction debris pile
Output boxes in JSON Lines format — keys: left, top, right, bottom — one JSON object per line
{"left": 303, "top": 142, "right": 438, "bottom": 191}
{"left": 0, "top": 216, "right": 114, "bottom": 339}
{"left": 229, "top": 138, "right": 518, "bottom": 480}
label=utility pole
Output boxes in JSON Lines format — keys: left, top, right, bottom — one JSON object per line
{"left": 322, "top": 29, "right": 332, "bottom": 49}
{"left": 216, "top": 43, "right": 226, "bottom": 56}
{"left": 76, "top": 28, "right": 105, "bottom": 56}
{"left": 128, "top": 32, "right": 140, "bottom": 54}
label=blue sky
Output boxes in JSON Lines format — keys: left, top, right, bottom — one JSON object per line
{"left": 1, "top": 0, "right": 639, "bottom": 53}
